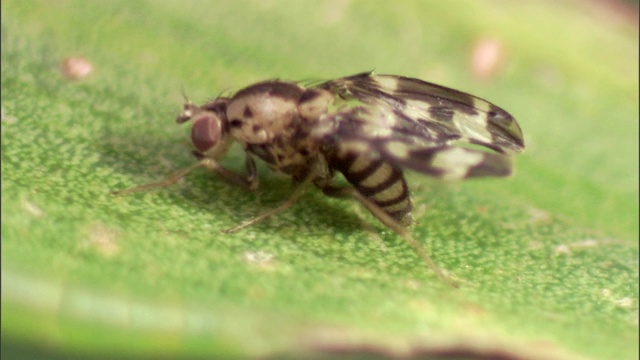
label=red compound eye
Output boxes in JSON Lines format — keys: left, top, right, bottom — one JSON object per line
{"left": 191, "top": 115, "right": 222, "bottom": 153}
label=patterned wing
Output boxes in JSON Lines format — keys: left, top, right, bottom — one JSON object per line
{"left": 313, "top": 72, "right": 525, "bottom": 180}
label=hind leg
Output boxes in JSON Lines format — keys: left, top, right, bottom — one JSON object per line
{"left": 320, "top": 184, "right": 458, "bottom": 287}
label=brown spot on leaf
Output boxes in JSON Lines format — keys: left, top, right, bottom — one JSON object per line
{"left": 470, "top": 38, "right": 507, "bottom": 80}
{"left": 60, "top": 56, "right": 93, "bottom": 80}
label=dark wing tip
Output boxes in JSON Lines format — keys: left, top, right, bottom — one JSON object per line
{"left": 487, "top": 108, "right": 525, "bottom": 153}
{"left": 382, "top": 146, "right": 514, "bottom": 181}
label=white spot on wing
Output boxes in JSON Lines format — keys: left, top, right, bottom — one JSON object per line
{"left": 374, "top": 76, "right": 399, "bottom": 92}
{"left": 431, "top": 147, "right": 484, "bottom": 181}
{"left": 355, "top": 107, "right": 396, "bottom": 137}
{"left": 453, "top": 112, "right": 492, "bottom": 143}
{"left": 403, "top": 99, "right": 431, "bottom": 121}
{"left": 343, "top": 140, "right": 371, "bottom": 154}
{"left": 472, "top": 97, "right": 491, "bottom": 113}
{"left": 385, "top": 141, "right": 410, "bottom": 160}
{"left": 361, "top": 123, "right": 393, "bottom": 137}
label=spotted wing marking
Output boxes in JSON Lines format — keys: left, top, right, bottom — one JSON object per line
{"left": 316, "top": 72, "right": 524, "bottom": 181}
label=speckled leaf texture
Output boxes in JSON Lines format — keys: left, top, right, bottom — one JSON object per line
{"left": 2, "top": 1, "right": 638, "bottom": 359}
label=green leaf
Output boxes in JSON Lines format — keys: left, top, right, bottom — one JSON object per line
{"left": 2, "top": 1, "right": 637, "bottom": 359}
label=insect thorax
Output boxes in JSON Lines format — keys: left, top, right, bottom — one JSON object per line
{"left": 226, "top": 80, "right": 327, "bottom": 181}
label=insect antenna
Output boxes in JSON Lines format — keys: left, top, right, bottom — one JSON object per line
{"left": 180, "top": 85, "right": 192, "bottom": 105}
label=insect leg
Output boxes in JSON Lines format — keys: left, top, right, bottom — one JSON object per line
{"left": 111, "top": 161, "right": 206, "bottom": 196}
{"left": 204, "top": 153, "right": 259, "bottom": 190}
{"left": 319, "top": 184, "right": 353, "bottom": 199}
{"left": 220, "top": 163, "right": 320, "bottom": 234}
{"left": 321, "top": 184, "right": 458, "bottom": 287}
{"left": 111, "top": 154, "right": 258, "bottom": 196}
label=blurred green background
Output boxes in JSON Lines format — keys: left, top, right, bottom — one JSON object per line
{"left": 2, "top": 1, "right": 638, "bottom": 359}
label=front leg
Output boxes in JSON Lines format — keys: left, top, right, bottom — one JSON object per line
{"left": 199, "top": 151, "right": 259, "bottom": 191}
{"left": 111, "top": 152, "right": 258, "bottom": 195}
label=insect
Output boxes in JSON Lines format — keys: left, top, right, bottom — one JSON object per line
{"left": 113, "top": 72, "right": 524, "bottom": 284}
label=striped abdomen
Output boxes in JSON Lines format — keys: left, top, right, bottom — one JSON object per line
{"left": 331, "top": 153, "right": 412, "bottom": 226}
